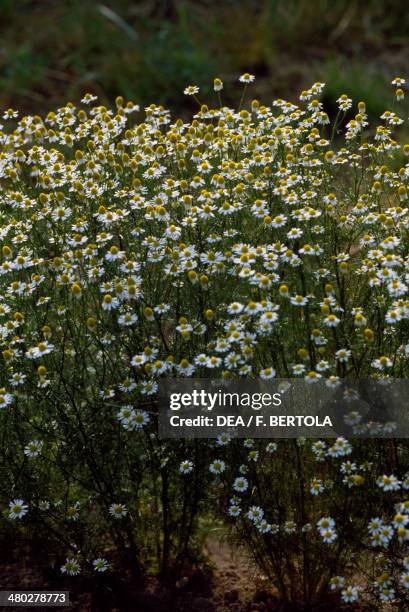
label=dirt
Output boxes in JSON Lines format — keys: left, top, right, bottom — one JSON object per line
{"left": 0, "top": 535, "right": 278, "bottom": 612}
{"left": 0, "top": 538, "right": 352, "bottom": 611}
{"left": 204, "top": 533, "right": 271, "bottom": 611}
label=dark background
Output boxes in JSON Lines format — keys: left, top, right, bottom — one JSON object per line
{"left": 1, "top": 0, "right": 408, "bottom": 115}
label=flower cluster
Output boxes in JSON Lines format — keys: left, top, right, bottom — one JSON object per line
{"left": 0, "top": 75, "right": 408, "bottom": 606}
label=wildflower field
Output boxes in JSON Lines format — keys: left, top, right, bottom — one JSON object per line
{"left": 0, "top": 74, "right": 408, "bottom": 610}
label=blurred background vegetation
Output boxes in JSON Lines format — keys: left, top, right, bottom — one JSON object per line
{"left": 0, "top": 0, "right": 408, "bottom": 117}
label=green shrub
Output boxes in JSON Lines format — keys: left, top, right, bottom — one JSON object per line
{"left": 0, "top": 75, "right": 408, "bottom": 606}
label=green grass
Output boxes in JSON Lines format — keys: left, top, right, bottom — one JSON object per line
{"left": 1, "top": 0, "right": 408, "bottom": 115}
